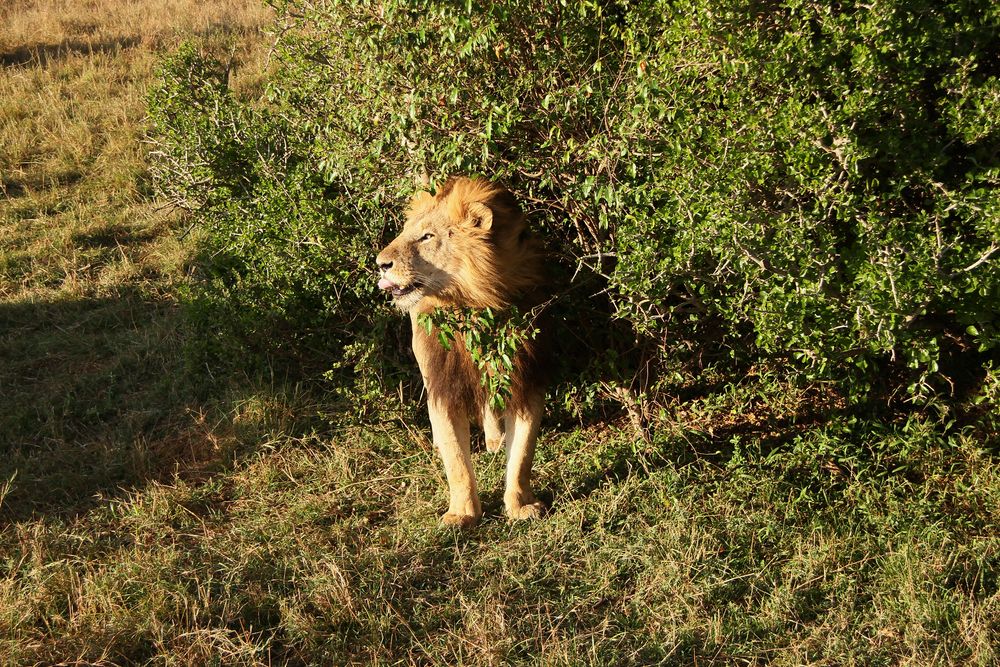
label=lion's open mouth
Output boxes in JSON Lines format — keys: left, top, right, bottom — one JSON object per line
{"left": 391, "top": 283, "right": 419, "bottom": 299}
{"left": 378, "top": 277, "right": 422, "bottom": 300}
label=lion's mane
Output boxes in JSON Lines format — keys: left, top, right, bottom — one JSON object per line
{"left": 408, "top": 177, "right": 549, "bottom": 418}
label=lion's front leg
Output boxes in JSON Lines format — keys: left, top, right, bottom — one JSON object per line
{"left": 504, "top": 393, "right": 546, "bottom": 520}
{"left": 428, "top": 398, "right": 482, "bottom": 527}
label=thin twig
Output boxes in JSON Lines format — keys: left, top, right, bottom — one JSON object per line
{"left": 958, "top": 244, "right": 998, "bottom": 273}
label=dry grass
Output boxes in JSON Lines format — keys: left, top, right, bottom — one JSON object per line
{"left": 1, "top": 0, "right": 272, "bottom": 299}
{"left": 0, "top": 0, "right": 272, "bottom": 58}
{"left": 0, "top": 0, "right": 272, "bottom": 514}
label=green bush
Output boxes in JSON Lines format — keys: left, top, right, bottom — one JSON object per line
{"left": 149, "top": 0, "right": 1000, "bottom": 415}
{"left": 612, "top": 0, "right": 1000, "bottom": 401}
{"left": 148, "top": 42, "right": 414, "bottom": 415}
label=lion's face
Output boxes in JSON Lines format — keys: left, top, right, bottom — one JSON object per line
{"left": 376, "top": 177, "right": 535, "bottom": 312}
{"left": 375, "top": 202, "right": 458, "bottom": 312}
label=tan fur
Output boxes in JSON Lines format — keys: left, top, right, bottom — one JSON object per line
{"left": 376, "top": 177, "right": 548, "bottom": 526}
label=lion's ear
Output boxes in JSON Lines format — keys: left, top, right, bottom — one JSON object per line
{"left": 465, "top": 202, "right": 493, "bottom": 230}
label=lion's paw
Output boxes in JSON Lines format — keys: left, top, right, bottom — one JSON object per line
{"left": 506, "top": 500, "right": 546, "bottom": 521}
{"left": 440, "top": 512, "right": 480, "bottom": 529}
{"left": 485, "top": 436, "right": 504, "bottom": 453}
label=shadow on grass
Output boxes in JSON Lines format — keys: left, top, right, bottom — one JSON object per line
{"left": 0, "top": 37, "right": 142, "bottom": 68}
{"left": 0, "top": 289, "right": 220, "bottom": 522}
{"left": 1, "top": 170, "right": 85, "bottom": 202}
{"left": 0, "top": 22, "right": 267, "bottom": 70}
{"left": 70, "top": 223, "right": 160, "bottom": 250}
{"left": 558, "top": 379, "right": 845, "bottom": 506}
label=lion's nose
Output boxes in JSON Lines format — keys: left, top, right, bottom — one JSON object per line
{"left": 377, "top": 259, "right": 393, "bottom": 271}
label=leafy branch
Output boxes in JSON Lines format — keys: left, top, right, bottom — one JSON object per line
{"left": 418, "top": 306, "right": 540, "bottom": 411}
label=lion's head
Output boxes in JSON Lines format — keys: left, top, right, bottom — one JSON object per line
{"left": 376, "top": 177, "right": 541, "bottom": 312}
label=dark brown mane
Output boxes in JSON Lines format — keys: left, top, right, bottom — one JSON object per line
{"left": 419, "top": 326, "right": 549, "bottom": 419}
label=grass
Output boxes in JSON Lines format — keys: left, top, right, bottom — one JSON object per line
{"left": 0, "top": 0, "right": 271, "bottom": 516}
{"left": 1, "top": 1, "right": 998, "bottom": 665}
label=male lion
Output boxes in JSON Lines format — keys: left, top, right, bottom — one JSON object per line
{"left": 376, "top": 177, "right": 548, "bottom": 527}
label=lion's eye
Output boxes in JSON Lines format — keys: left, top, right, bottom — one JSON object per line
{"left": 419, "top": 233, "right": 435, "bottom": 242}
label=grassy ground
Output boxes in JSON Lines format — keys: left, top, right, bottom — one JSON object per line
{"left": 0, "top": 0, "right": 271, "bottom": 516}
{"left": 1, "top": 2, "right": 998, "bottom": 665}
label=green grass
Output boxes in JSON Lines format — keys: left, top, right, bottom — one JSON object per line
{"left": 2, "top": 395, "right": 997, "bottom": 664}
{"left": 1, "top": 2, "right": 998, "bottom": 665}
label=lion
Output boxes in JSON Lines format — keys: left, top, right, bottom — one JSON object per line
{"left": 376, "top": 176, "right": 548, "bottom": 527}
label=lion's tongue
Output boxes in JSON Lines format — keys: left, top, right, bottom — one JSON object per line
{"left": 378, "top": 278, "right": 396, "bottom": 291}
